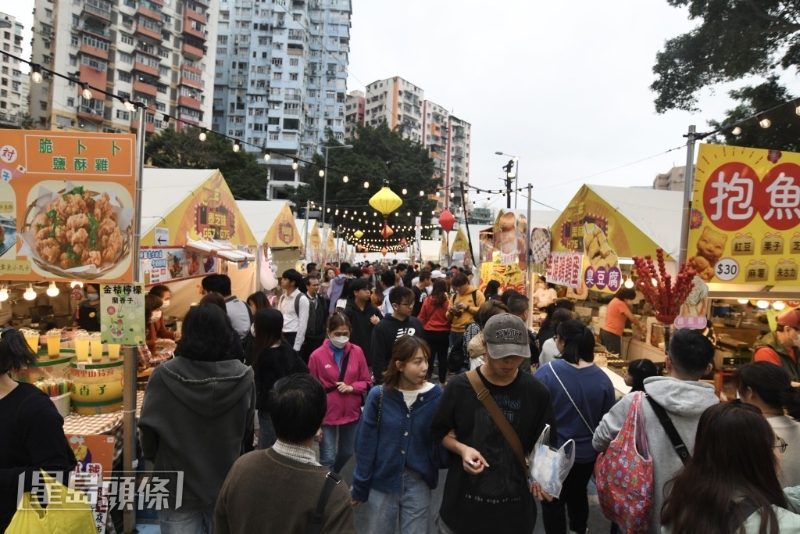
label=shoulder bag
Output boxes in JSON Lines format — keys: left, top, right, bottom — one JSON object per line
{"left": 594, "top": 392, "right": 654, "bottom": 533}
{"left": 306, "top": 471, "right": 343, "bottom": 534}
{"left": 324, "top": 350, "right": 351, "bottom": 394}
{"left": 466, "top": 369, "right": 528, "bottom": 477}
{"left": 644, "top": 392, "right": 690, "bottom": 464}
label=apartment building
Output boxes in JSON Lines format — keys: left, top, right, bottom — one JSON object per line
{"left": 344, "top": 89, "right": 363, "bottom": 138}
{"left": 653, "top": 166, "right": 687, "bottom": 191}
{"left": 29, "top": 0, "right": 216, "bottom": 134}
{"left": 0, "top": 12, "right": 26, "bottom": 128}
{"left": 357, "top": 76, "right": 472, "bottom": 214}
{"left": 213, "top": 0, "right": 351, "bottom": 200}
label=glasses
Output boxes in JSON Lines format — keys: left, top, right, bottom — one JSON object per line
{"left": 775, "top": 436, "right": 788, "bottom": 454}
{"left": 397, "top": 301, "right": 414, "bottom": 308}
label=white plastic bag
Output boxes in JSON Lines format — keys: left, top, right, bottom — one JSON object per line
{"left": 530, "top": 424, "right": 575, "bottom": 498}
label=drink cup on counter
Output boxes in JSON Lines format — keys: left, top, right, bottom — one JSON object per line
{"left": 90, "top": 333, "right": 103, "bottom": 362}
{"left": 46, "top": 329, "right": 62, "bottom": 359}
{"left": 107, "top": 343, "right": 121, "bottom": 360}
{"left": 23, "top": 329, "right": 40, "bottom": 355}
{"left": 74, "top": 332, "right": 90, "bottom": 362}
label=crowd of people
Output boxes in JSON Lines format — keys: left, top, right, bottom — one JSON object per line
{"left": 3, "top": 258, "right": 800, "bottom": 534}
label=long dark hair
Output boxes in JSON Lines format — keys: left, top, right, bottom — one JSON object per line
{"left": 175, "top": 305, "right": 235, "bottom": 362}
{"left": 626, "top": 359, "right": 659, "bottom": 392}
{"left": 0, "top": 327, "right": 38, "bottom": 374}
{"left": 661, "top": 402, "right": 785, "bottom": 534}
{"left": 484, "top": 280, "right": 501, "bottom": 299}
{"left": 382, "top": 335, "right": 430, "bottom": 390}
{"left": 736, "top": 361, "right": 800, "bottom": 420}
{"left": 247, "top": 291, "right": 270, "bottom": 311}
{"left": 253, "top": 308, "right": 284, "bottom": 357}
{"left": 556, "top": 319, "right": 595, "bottom": 365}
{"left": 429, "top": 279, "right": 448, "bottom": 306}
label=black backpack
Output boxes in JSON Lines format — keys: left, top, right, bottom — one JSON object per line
{"left": 447, "top": 335, "right": 467, "bottom": 372}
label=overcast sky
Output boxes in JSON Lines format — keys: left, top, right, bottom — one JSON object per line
{"left": 7, "top": 0, "right": 799, "bottom": 212}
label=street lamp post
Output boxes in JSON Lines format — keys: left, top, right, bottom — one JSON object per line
{"left": 322, "top": 144, "right": 353, "bottom": 235}
{"left": 495, "top": 151, "right": 520, "bottom": 208}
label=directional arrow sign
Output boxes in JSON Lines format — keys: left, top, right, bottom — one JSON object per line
{"left": 155, "top": 227, "right": 169, "bottom": 246}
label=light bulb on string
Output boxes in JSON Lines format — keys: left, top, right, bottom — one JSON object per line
{"left": 363, "top": 181, "right": 369, "bottom": 188}
{"left": 263, "top": 151, "right": 271, "bottom": 162}
{"left": 292, "top": 159, "right": 299, "bottom": 170}
{"left": 759, "top": 116, "right": 771, "bottom": 129}
{"left": 0, "top": 287, "right": 7, "bottom": 302}
{"left": 46, "top": 282, "right": 59, "bottom": 297}
{"left": 343, "top": 175, "right": 349, "bottom": 183}
{"left": 233, "top": 141, "right": 240, "bottom": 152}
{"left": 199, "top": 129, "right": 207, "bottom": 141}
{"left": 24, "top": 284, "right": 36, "bottom": 301}
{"left": 731, "top": 126, "right": 742, "bottom": 136}
{"left": 31, "top": 64, "right": 43, "bottom": 84}
{"left": 81, "top": 82, "right": 93, "bottom": 100}
{"left": 319, "top": 170, "right": 325, "bottom": 177}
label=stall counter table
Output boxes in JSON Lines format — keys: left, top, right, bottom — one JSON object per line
{"left": 620, "top": 337, "right": 666, "bottom": 364}
{"left": 599, "top": 365, "right": 631, "bottom": 398}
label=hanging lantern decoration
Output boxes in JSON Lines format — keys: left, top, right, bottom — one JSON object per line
{"left": 354, "top": 229, "right": 364, "bottom": 240}
{"left": 438, "top": 209, "right": 455, "bottom": 233}
{"left": 380, "top": 224, "right": 394, "bottom": 240}
{"left": 400, "top": 237, "right": 407, "bottom": 246}
{"left": 381, "top": 246, "right": 388, "bottom": 257}
{"left": 369, "top": 181, "right": 403, "bottom": 249}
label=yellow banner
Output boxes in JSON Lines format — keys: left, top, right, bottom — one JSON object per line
{"left": 689, "top": 144, "right": 800, "bottom": 286}
{"left": 264, "top": 203, "right": 303, "bottom": 248}
{"left": 309, "top": 221, "right": 322, "bottom": 263}
{"left": 492, "top": 210, "right": 527, "bottom": 266}
{"left": 452, "top": 226, "right": 469, "bottom": 253}
{"left": 552, "top": 185, "right": 663, "bottom": 293}
{"left": 0, "top": 130, "right": 135, "bottom": 282}
{"left": 326, "top": 227, "right": 336, "bottom": 254}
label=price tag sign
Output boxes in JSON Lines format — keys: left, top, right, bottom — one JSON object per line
{"left": 715, "top": 258, "right": 740, "bottom": 281}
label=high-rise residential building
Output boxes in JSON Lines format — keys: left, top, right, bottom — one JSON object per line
{"left": 29, "top": 0, "right": 216, "bottom": 134}
{"left": 344, "top": 89, "right": 363, "bottom": 138}
{"left": 0, "top": 12, "right": 26, "bottom": 128}
{"left": 653, "top": 166, "right": 687, "bottom": 191}
{"left": 213, "top": 0, "right": 351, "bottom": 200}
{"left": 357, "top": 76, "right": 472, "bottom": 214}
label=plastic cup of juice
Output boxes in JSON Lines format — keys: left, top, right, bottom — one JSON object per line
{"left": 23, "top": 329, "right": 40, "bottom": 355}
{"left": 46, "top": 329, "right": 62, "bottom": 359}
{"left": 89, "top": 333, "right": 103, "bottom": 362}
{"left": 74, "top": 333, "right": 90, "bottom": 362}
{"left": 107, "top": 343, "right": 121, "bottom": 360}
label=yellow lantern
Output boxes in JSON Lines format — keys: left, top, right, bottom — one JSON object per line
{"left": 369, "top": 182, "right": 402, "bottom": 249}
{"left": 354, "top": 229, "right": 364, "bottom": 240}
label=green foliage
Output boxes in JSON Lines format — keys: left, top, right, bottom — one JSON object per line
{"left": 285, "top": 123, "right": 441, "bottom": 240}
{"left": 20, "top": 113, "right": 36, "bottom": 130}
{"left": 144, "top": 126, "right": 269, "bottom": 200}
{"left": 652, "top": 0, "right": 800, "bottom": 113}
{"left": 708, "top": 77, "right": 800, "bottom": 151}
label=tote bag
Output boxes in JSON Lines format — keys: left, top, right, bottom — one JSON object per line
{"left": 594, "top": 392, "right": 654, "bottom": 534}
{"left": 5, "top": 470, "right": 96, "bottom": 534}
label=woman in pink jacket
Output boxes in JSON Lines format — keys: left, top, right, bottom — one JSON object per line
{"left": 308, "top": 312, "right": 372, "bottom": 473}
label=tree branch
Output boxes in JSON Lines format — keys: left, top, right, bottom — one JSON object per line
{"left": 743, "top": 0, "right": 800, "bottom": 32}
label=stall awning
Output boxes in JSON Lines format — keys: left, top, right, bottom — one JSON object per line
{"left": 236, "top": 200, "right": 303, "bottom": 249}
{"left": 185, "top": 237, "right": 255, "bottom": 263}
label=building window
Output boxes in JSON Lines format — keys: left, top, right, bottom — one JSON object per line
{"left": 40, "top": 101, "right": 47, "bottom": 111}
{"left": 290, "top": 73, "right": 298, "bottom": 81}
{"left": 71, "top": 35, "right": 79, "bottom": 46}
{"left": 116, "top": 110, "right": 130, "bottom": 120}
{"left": 67, "top": 97, "right": 75, "bottom": 107}
{"left": 119, "top": 71, "right": 132, "bottom": 82}
{"left": 119, "top": 52, "right": 133, "bottom": 64}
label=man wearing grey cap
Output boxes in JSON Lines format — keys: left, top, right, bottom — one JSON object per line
{"left": 431, "top": 314, "right": 556, "bottom": 534}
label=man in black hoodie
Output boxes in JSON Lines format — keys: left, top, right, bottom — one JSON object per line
{"left": 370, "top": 286, "right": 424, "bottom": 384}
{"left": 343, "top": 278, "right": 382, "bottom": 368}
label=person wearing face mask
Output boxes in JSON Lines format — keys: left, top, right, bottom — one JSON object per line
{"left": 307, "top": 313, "right": 371, "bottom": 473}
{"left": 148, "top": 285, "right": 180, "bottom": 342}
{"left": 755, "top": 310, "right": 800, "bottom": 385}
{"left": 75, "top": 283, "right": 102, "bottom": 332}
{"left": 145, "top": 294, "right": 164, "bottom": 356}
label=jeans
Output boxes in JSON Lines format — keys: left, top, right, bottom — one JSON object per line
{"left": 158, "top": 505, "right": 215, "bottom": 534}
{"left": 363, "top": 469, "right": 431, "bottom": 534}
{"left": 320, "top": 421, "right": 358, "bottom": 473}
{"left": 541, "top": 459, "right": 596, "bottom": 534}
{"left": 425, "top": 330, "right": 450, "bottom": 384}
{"left": 257, "top": 411, "right": 276, "bottom": 450}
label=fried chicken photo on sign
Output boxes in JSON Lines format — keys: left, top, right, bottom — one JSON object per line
{"left": 33, "top": 187, "right": 124, "bottom": 270}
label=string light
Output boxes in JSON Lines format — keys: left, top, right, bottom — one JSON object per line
{"left": 199, "top": 129, "right": 207, "bottom": 142}
{"left": 363, "top": 181, "right": 369, "bottom": 188}
{"left": 81, "top": 82, "right": 93, "bottom": 100}
{"left": 46, "top": 282, "right": 59, "bottom": 297}
{"left": 232, "top": 141, "right": 240, "bottom": 152}
{"left": 318, "top": 170, "right": 325, "bottom": 177}
{"left": 292, "top": 159, "right": 299, "bottom": 170}
{"left": 758, "top": 115, "right": 772, "bottom": 129}
{"left": 263, "top": 151, "right": 271, "bottom": 162}
{"left": 30, "top": 64, "right": 42, "bottom": 84}
{"left": 731, "top": 126, "right": 742, "bottom": 136}
{"left": 0, "top": 287, "right": 8, "bottom": 302}
{"left": 23, "top": 284, "right": 36, "bottom": 301}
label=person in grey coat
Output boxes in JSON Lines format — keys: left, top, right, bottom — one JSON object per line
{"left": 592, "top": 328, "right": 719, "bottom": 534}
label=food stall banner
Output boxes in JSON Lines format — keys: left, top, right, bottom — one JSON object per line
{"left": 140, "top": 247, "right": 217, "bottom": 285}
{"left": 451, "top": 226, "right": 469, "bottom": 267}
{"left": 546, "top": 252, "right": 584, "bottom": 289}
{"left": 264, "top": 203, "right": 303, "bottom": 249}
{"left": 439, "top": 234, "right": 449, "bottom": 266}
{"left": 100, "top": 283, "right": 145, "bottom": 346}
{"left": 689, "top": 144, "right": 800, "bottom": 286}
{"left": 530, "top": 227, "right": 552, "bottom": 273}
{"left": 67, "top": 434, "right": 115, "bottom": 534}
{"left": 479, "top": 259, "right": 525, "bottom": 294}
{"left": 0, "top": 130, "right": 136, "bottom": 282}
{"left": 309, "top": 221, "right": 323, "bottom": 264}
{"left": 551, "top": 185, "right": 675, "bottom": 293}
{"left": 141, "top": 170, "right": 256, "bottom": 248}
{"left": 492, "top": 210, "right": 528, "bottom": 266}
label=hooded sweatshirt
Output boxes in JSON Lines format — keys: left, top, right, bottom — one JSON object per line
{"left": 445, "top": 286, "right": 486, "bottom": 333}
{"left": 328, "top": 274, "right": 348, "bottom": 313}
{"left": 593, "top": 376, "right": 719, "bottom": 534}
{"left": 139, "top": 356, "right": 256, "bottom": 510}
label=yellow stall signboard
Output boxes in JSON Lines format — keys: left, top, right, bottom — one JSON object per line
{"left": 0, "top": 130, "right": 135, "bottom": 282}
{"left": 689, "top": 144, "right": 800, "bottom": 286}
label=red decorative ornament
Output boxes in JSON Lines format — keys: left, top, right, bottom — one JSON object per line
{"left": 632, "top": 248, "right": 696, "bottom": 324}
{"left": 400, "top": 237, "right": 407, "bottom": 246}
{"left": 438, "top": 209, "right": 455, "bottom": 233}
{"left": 380, "top": 224, "right": 394, "bottom": 240}
{"left": 381, "top": 247, "right": 388, "bottom": 257}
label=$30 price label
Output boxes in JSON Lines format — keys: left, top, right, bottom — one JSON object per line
{"left": 715, "top": 258, "right": 739, "bottom": 281}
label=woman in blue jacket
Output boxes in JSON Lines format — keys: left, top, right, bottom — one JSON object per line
{"left": 534, "top": 319, "right": 615, "bottom": 534}
{"left": 351, "top": 335, "right": 446, "bottom": 533}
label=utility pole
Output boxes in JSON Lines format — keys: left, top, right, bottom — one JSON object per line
{"left": 503, "top": 160, "right": 515, "bottom": 209}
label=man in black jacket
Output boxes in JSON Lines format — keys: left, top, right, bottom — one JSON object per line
{"left": 300, "top": 275, "right": 329, "bottom": 363}
{"left": 342, "top": 278, "right": 382, "bottom": 368}
{"left": 370, "top": 286, "right": 424, "bottom": 384}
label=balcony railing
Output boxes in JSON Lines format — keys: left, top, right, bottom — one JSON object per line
{"left": 83, "top": 0, "right": 111, "bottom": 19}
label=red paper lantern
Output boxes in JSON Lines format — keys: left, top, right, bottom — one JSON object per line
{"left": 438, "top": 209, "right": 455, "bottom": 232}
{"left": 381, "top": 247, "right": 388, "bottom": 256}
{"left": 380, "top": 224, "right": 394, "bottom": 240}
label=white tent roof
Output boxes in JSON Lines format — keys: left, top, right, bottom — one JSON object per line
{"left": 588, "top": 185, "right": 683, "bottom": 259}
{"left": 141, "top": 168, "right": 217, "bottom": 238}
{"left": 236, "top": 200, "right": 294, "bottom": 245}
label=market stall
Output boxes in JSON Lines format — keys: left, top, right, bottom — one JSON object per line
{"left": 236, "top": 200, "right": 303, "bottom": 290}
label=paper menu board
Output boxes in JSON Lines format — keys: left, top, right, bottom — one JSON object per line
{"left": 689, "top": 144, "right": 800, "bottom": 286}
{"left": 0, "top": 130, "right": 135, "bottom": 283}
{"left": 99, "top": 283, "right": 145, "bottom": 346}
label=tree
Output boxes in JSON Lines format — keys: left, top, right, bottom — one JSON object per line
{"left": 708, "top": 77, "right": 800, "bottom": 151}
{"left": 20, "top": 113, "right": 36, "bottom": 130}
{"left": 651, "top": 0, "right": 800, "bottom": 114}
{"left": 145, "top": 126, "right": 269, "bottom": 200}
{"left": 285, "top": 123, "right": 441, "bottom": 242}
